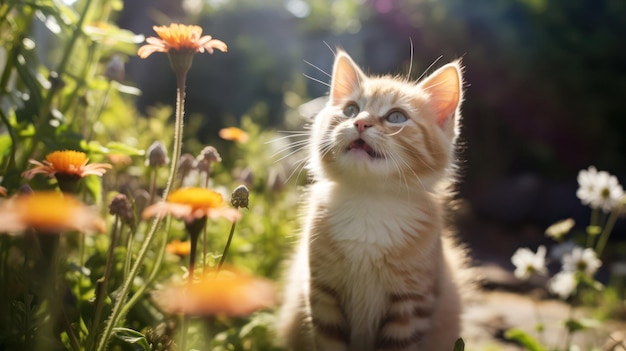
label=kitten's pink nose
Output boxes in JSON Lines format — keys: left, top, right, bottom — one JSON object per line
{"left": 354, "top": 119, "right": 372, "bottom": 133}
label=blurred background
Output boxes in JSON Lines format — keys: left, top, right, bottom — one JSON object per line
{"left": 118, "top": 0, "right": 626, "bottom": 269}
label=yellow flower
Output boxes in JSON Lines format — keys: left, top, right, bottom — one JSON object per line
{"left": 142, "top": 187, "right": 240, "bottom": 223}
{"left": 219, "top": 127, "right": 249, "bottom": 143}
{"left": 156, "top": 268, "right": 275, "bottom": 317}
{"left": 22, "top": 150, "right": 112, "bottom": 180}
{"left": 137, "top": 24, "right": 227, "bottom": 59}
{"left": 166, "top": 239, "right": 192, "bottom": 256}
{"left": 0, "top": 192, "right": 106, "bottom": 234}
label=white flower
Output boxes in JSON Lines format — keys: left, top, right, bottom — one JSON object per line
{"left": 576, "top": 166, "right": 624, "bottom": 212}
{"left": 562, "top": 246, "right": 602, "bottom": 276}
{"left": 550, "top": 271, "right": 577, "bottom": 299}
{"left": 511, "top": 246, "right": 547, "bottom": 280}
{"left": 545, "top": 218, "right": 575, "bottom": 241}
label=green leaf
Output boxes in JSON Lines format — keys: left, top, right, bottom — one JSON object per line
{"left": 453, "top": 338, "right": 465, "bottom": 351}
{"left": 83, "top": 173, "right": 103, "bottom": 204}
{"left": 113, "top": 328, "right": 150, "bottom": 351}
{"left": 105, "top": 141, "right": 145, "bottom": 156}
{"left": 564, "top": 318, "right": 600, "bottom": 333}
{"left": 504, "top": 328, "right": 547, "bottom": 351}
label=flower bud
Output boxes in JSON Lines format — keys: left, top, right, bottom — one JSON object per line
{"left": 178, "top": 153, "right": 195, "bottom": 180}
{"left": 109, "top": 193, "right": 134, "bottom": 226}
{"left": 230, "top": 185, "right": 249, "bottom": 209}
{"left": 145, "top": 141, "right": 169, "bottom": 168}
{"left": 105, "top": 55, "right": 126, "bottom": 83}
{"left": 195, "top": 146, "right": 221, "bottom": 174}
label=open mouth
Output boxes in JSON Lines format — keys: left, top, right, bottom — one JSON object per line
{"left": 348, "top": 139, "right": 383, "bottom": 159}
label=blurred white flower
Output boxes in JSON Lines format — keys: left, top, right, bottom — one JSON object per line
{"left": 511, "top": 246, "right": 547, "bottom": 280}
{"left": 562, "top": 246, "right": 602, "bottom": 276}
{"left": 545, "top": 218, "right": 575, "bottom": 241}
{"left": 576, "top": 166, "right": 624, "bottom": 212}
{"left": 550, "top": 271, "right": 577, "bottom": 299}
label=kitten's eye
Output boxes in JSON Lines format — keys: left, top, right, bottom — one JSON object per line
{"left": 386, "top": 111, "right": 408, "bottom": 124}
{"left": 342, "top": 103, "right": 359, "bottom": 118}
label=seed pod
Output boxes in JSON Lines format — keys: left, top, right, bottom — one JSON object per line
{"left": 230, "top": 185, "right": 249, "bottom": 209}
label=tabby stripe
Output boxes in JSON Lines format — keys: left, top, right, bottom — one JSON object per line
{"left": 311, "top": 279, "right": 341, "bottom": 300}
{"left": 311, "top": 318, "right": 350, "bottom": 343}
{"left": 376, "top": 330, "right": 425, "bottom": 349}
{"left": 414, "top": 123, "right": 438, "bottom": 168}
{"left": 389, "top": 292, "right": 428, "bottom": 303}
{"left": 380, "top": 305, "right": 433, "bottom": 331}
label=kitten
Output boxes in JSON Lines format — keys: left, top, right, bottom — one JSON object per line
{"left": 278, "top": 49, "right": 466, "bottom": 351}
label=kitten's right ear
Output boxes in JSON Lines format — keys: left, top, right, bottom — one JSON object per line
{"left": 330, "top": 51, "right": 364, "bottom": 104}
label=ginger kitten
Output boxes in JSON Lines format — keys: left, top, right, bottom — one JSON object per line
{"left": 278, "top": 50, "right": 466, "bottom": 351}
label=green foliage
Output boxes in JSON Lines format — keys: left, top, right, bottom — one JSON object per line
{"left": 113, "top": 328, "right": 150, "bottom": 351}
{"left": 504, "top": 329, "right": 547, "bottom": 351}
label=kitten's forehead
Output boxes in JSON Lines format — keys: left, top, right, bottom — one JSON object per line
{"left": 360, "top": 77, "right": 421, "bottom": 114}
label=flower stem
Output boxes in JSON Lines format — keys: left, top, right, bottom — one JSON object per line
{"left": 95, "top": 71, "right": 187, "bottom": 351}
{"left": 189, "top": 231, "right": 199, "bottom": 282}
{"left": 85, "top": 217, "right": 120, "bottom": 351}
{"left": 118, "top": 217, "right": 170, "bottom": 320}
{"left": 595, "top": 205, "right": 622, "bottom": 257}
{"left": 216, "top": 219, "right": 238, "bottom": 273}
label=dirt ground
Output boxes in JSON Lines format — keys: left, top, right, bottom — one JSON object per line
{"left": 462, "top": 289, "right": 626, "bottom": 351}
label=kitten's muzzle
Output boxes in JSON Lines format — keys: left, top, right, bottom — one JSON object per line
{"left": 348, "top": 139, "right": 383, "bottom": 159}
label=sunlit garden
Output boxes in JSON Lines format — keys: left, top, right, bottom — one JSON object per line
{"left": 1, "top": 0, "right": 625, "bottom": 350}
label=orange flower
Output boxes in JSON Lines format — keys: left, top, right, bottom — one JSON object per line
{"left": 137, "top": 24, "right": 227, "bottom": 59}
{"left": 22, "top": 150, "right": 112, "bottom": 180}
{"left": 219, "top": 127, "right": 249, "bottom": 143}
{"left": 0, "top": 186, "right": 6, "bottom": 197}
{"left": 166, "top": 239, "right": 191, "bottom": 256}
{"left": 142, "top": 187, "right": 240, "bottom": 223}
{"left": 0, "top": 192, "right": 106, "bottom": 234}
{"left": 156, "top": 268, "right": 275, "bottom": 317}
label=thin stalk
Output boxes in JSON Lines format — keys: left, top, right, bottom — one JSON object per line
{"left": 117, "top": 217, "right": 170, "bottom": 320}
{"left": 586, "top": 208, "right": 600, "bottom": 248}
{"left": 95, "top": 72, "right": 187, "bottom": 351}
{"left": 62, "top": 308, "right": 81, "bottom": 351}
{"left": 216, "top": 219, "right": 237, "bottom": 273}
{"left": 148, "top": 168, "right": 157, "bottom": 204}
{"left": 202, "top": 173, "right": 210, "bottom": 269}
{"left": 595, "top": 205, "right": 622, "bottom": 257}
{"left": 123, "top": 229, "right": 134, "bottom": 280}
{"left": 85, "top": 217, "right": 120, "bottom": 351}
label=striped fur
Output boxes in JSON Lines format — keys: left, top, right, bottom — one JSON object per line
{"left": 278, "top": 50, "right": 466, "bottom": 351}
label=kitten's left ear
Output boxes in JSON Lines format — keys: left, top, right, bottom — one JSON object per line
{"left": 330, "top": 50, "right": 365, "bottom": 104}
{"left": 420, "top": 61, "right": 463, "bottom": 129}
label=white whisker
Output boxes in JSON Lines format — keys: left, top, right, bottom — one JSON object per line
{"left": 386, "top": 125, "right": 405, "bottom": 137}
{"left": 265, "top": 133, "right": 309, "bottom": 144}
{"left": 417, "top": 55, "right": 443, "bottom": 82}
{"left": 272, "top": 145, "right": 308, "bottom": 163}
{"left": 407, "top": 38, "right": 414, "bottom": 82}
{"left": 303, "top": 73, "right": 330, "bottom": 87}
{"left": 304, "top": 60, "right": 331, "bottom": 78}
